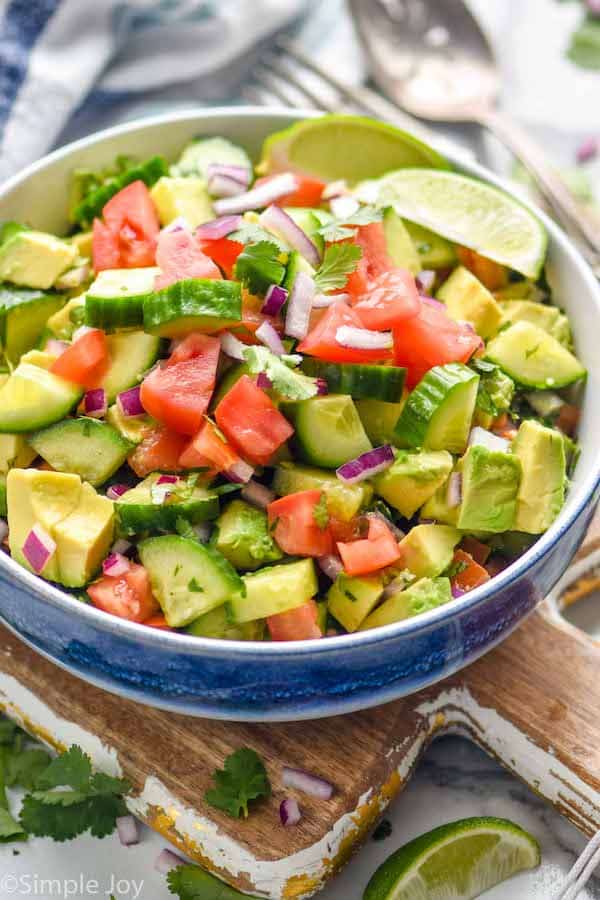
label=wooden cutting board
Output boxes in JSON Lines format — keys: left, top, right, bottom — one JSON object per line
{"left": 1, "top": 516, "right": 600, "bottom": 900}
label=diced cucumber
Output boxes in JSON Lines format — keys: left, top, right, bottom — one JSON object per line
{"left": 284, "top": 394, "right": 372, "bottom": 468}
{"left": 106, "top": 403, "right": 152, "bottom": 445}
{"left": 328, "top": 573, "right": 384, "bottom": 633}
{"left": 29, "top": 418, "right": 133, "bottom": 486}
{"left": 227, "top": 558, "right": 318, "bottom": 624}
{"left": 85, "top": 267, "right": 161, "bottom": 331}
{"left": 498, "top": 300, "right": 572, "bottom": 347}
{"left": 186, "top": 606, "right": 264, "bottom": 640}
{"left": 100, "top": 331, "right": 161, "bottom": 402}
{"left": 486, "top": 321, "right": 585, "bottom": 388}
{"left": 72, "top": 156, "right": 168, "bottom": 225}
{"left": 360, "top": 577, "right": 452, "bottom": 630}
{"left": 143, "top": 278, "right": 242, "bottom": 337}
{"left": 0, "top": 363, "right": 82, "bottom": 433}
{"left": 0, "top": 285, "right": 65, "bottom": 364}
{"left": 0, "top": 475, "right": 6, "bottom": 516}
{"left": 394, "top": 363, "right": 479, "bottom": 453}
{"left": 171, "top": 137, "right": 252, "bottom": 179}
{"left": 301, "top": 359, "right": 406, "bottom": 402}
{"left": 212, "top": 499, "right": 282, "bottom": 570}
{"left": 382, "top": 208, "right": 421, "bottom": 274}
{"left": 139, "top": 535, "right": 243, "bottom": 627}
{"left": 404, "top": 221, "right": 457, "bottom": 269}
{"left": 356, "top": 397, "right": 407, "bottom": 445}
{"left": 374, "top": 449, "right": 453, "bottom": 518}
{"left": 272, "top": 461, "right": 372, "bottom": 521}
{"left": 116, "top": 473, "right": 218, "bottom": 535}
{"left": 211, "top": 362, "right": 250, "bottom": 408}
{"left": 282, "top": 250, "right": 315, "bottom": 293}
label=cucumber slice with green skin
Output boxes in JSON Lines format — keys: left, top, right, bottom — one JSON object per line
{"left": 72, "top": 155, "right": 168, "bottom": 226}
{"left": 0, "top": 285, "right": 65, "bottom": 365}
{"left": 139, "top": 535, "right": 243, "bottom": 628}
{"left": 186, "top": 605, "right": 264, "bottom": 640}
{"left": 394, "top": 363, "right": 479, "bottom": 453}
{"left": 301, "top": 359, "right": 406, "bottom": 402}
{"left": 116, "top": 473, "right": 218, "bottom": 535}
{"left": 227, "top": 558, "right": 318, "bottom": 624}
{"left": 356, "top": 398, "right": 407, "bottom": 446}
{"left": 100, "top": 331, "right": 160, "bottom": 403}
{"left": 404, "top": 220, "right": 457, "bottom": 269}
{"left": 211, "top": 362, "right": 250, "bottom": 409}
{"left": 85, "top": 267, "right": 161, "bottom": 331}
{"left": 0, "top": 474, "right": 6, "bottom": 516}
{"left": 272, "top": 461, "right": 372, "bottom": 521}
{"left": 282, "top": 250, "right": 315, "bottom": 293}
{"left": 283, "top": 394, "right": 372, "bottom": 469}
{"left": 171, "top": 137, "right": 252, "bottom": 179}
{"left": 486, "top": 320, "right": 586, "bottom": 388}
{"left": 0, "top": 363, "right": 82, "bottom": 433}
{"left": 28, "top": 418, "right": 133, "bottom": 487}
{"left": 143, "top": 278, "right": 242, "bottom": 337}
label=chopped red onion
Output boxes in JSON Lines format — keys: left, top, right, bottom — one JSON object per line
{"left": 196, "top": 215, "right": 243, "bottom": 240}
{"left": 116, "top": 814, "right": 139, "bottom": 846}
{"left": 282, "top": 766, "right": 334, "bottom": 800}
{"left": 206, "top": 162, "right": 250, "bottom": 186}
{"left": 157, "top": 474, "right": 180, "bottom": 485}
{"left": 111, "top": 537, "right": 132, "bottom": 555}
{"left": 256, "top": 319, "right": 286, "bottom": 355}
{"left": 106, "top": 484, "right": 129, "bottom": 501}
{"left": 420, "top": 295, "right": 445, "bottom": 311}
{"left": 322, "top": 179, "right": 349, "bottom": 200}
{"left": 452, "top": 584, "right": 466, "bottom": 599}
{"left": 208, "top": 172, "right": 248, "bottom": 198}
{"left": 259, "top": 204, "right": 321, "bottom": 267}
{"left": 256, "top": 372, "right": 273, "bottom": 390}
{"left": 220, "top": 331, "right": 247, "bottom": 361}
{"left": 468, "top": 426, "right": 511, "bottom": 453}
{"left": 154, "top": 848, "right": 186, "bottom": 874}
{"left": 280, "top": 797, "right": 302, "bottom": 826}
{"left": 225, "top": 460, "right": 254, "bottom": 484}
{"left": 285, "top": 271, "right": 315, "bottom": 340}
{"left": 329, "top": 195, "right": 359, "bottom": 220}
{"left": 317, "top": 554, "right": 344, "bottom": 581}
{"left": 241, "top": 479, "right": 275, "bottom": 509}
{"left": 446, "top": 472, "right": 462, "bottom": 509}
{"left": 335, "top": 326, "right": 393, "bottom": 351}
{"left": 576, "top": 136, "right": 598, "bottom": 163}
{"left": 313, "top": 292, "right": 347, "bottom": 309}
{"left": 117, "top": 385, "right": 145, "bottom": 418}
{"left": 72, "top": 325, "right": 94, "bottom": 342}
{"left": 261, "top": 284, "right": 288, "bottom": 317}
{"left": 0, "top": 519, "right": 8, "bottom": 544}
{"left": 416, "top": 270, "right": 436, "bottom": 294}
{"left": 84, "top": 388, "right": 107, "bottom": 418}
{"left": 337, "top": 445, "right": 395, "bottom": 484}
{"left": 55, "top": 264, "right": 91, "bottom": 291}
{"left": 315, "top": 378, "right": 329, "bottom": 396}
{"left": 22, "top": 524, "right": 56, "bottom": 574}
{"left": 213, "top": 172, "right": 298, "bottom": 217}
{"left": 102, "top": 552, "right": 130, "bottom": 577}
{"left": 193, "top": 522, "right": 211, "bottom": 543}
{"left": 45, "top": 338, "right": 70, "bottom": 357}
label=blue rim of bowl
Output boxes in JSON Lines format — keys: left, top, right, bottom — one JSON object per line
{"left": 0, "top": 105, "right": 599, "bottom": 660}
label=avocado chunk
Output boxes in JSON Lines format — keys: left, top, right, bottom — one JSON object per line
{"left": 437, "top": 266, "right": 502, "bottom": 339}
{"left": 420, "top": 476, "right": 460, "bottom": 526}
{"left": 0, "top": 475, "right": 6, "bottom": 516}
{"left": 396, "top": 524, "right": 461, "bottom": 578}
{"left": 498, "top": 300, "right": 572, "bottom": 347}
{"left": 403, "top": 221, "right": 457, "bottom": 269}
{"left": 328, "top": 573, "right": 384, "bottom": 632}
{"left": 54, "top": 483, "right": 115, "bottom": 587}
{"left": 212, "top": 499, "right": 283, "bottom": 571}
{"left": 0, "top": 231, "right": 77, "bottom": 290}
{"left": 186, "top": 606, "right": 265, "bottom": 641}
{"left": 374, "top": 449, "right": 453, "bottom": 518}
{"left": 0, "top": 433, "right": 36, "bottom": 473}
{"left": 46, "top": 296, "right": 85, "bottom": 340}
{"left": 457, "top": 445, "right": 522, "bottom": 533}
{"left": 150, "top": 176, "right": 214, "bottom": 228}
{"left": 70, "top": 231, "right": 93, "bottom": 259}
{"left": 382, "top": 209, "right": 421, "bottom": 274}
{"left": 512, "top": 419, "right": 566, "bottom": 534}
{"left": 272, "top": 462, "right": 372, "bottom": 521}
{"left": 227, "top": 558, "right": 318, "bottom": 624}
{"left": 360, "top": 577, "right": 452, "bottom": 630}
{"left": 106, "top": 403, "right": 152, "bottom": 445}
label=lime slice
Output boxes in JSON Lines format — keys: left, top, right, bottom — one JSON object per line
{"left": 356, "top": 168, "right": 547, "bottom": 279}
{"left": 364, "top": 817, "right": 541, "bottom": 900}
{"left": 257, "top": 115, "right": 449, "bottom": 183}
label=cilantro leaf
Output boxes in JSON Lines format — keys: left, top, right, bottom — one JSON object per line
{"left": 314, "top": 243, "right": 362, "bottom": 293}
{"left": 317, "top": 222, "right": 357, "bottom": 242}
{"left": 317, "top": 204, "right": 382, "bottom": 242}
{"left": 205, "top": 748, "right": 271, "bottom": 819}
{"left": 5, "top": 748, "right": 52, "bottom": 791}
{"left": 35, "top": 745, "right": 91, "bottom": 791}
{"left": 168, "top": 864, "right": 249, "bottom": 899}
{"left": 228, "top": 222, "right": 287, "bottom": 252}
{"left": 0, "top": 807, "right": 26, "bottom": 842}
{"left": 234, "top": 241, "right": 286, "bottom": 296}
{"left": 188, "top": 578, "right": 205, "bottom": 593}
{"left": 445, "top": 558, "right": 469, "bottom": 578}
{"left": 568, "top": 15, "right": 600, "bottom": 69}
{"left": 312, "top": 493, "right": 330, "bottom": 530}
{"left": 0, "top": 720, "right": 19, "bottom": 746}
{"left": 243, "top": 345, "right": 318, "bottom": 400}
{"left": 341, "top": 205, "right": 383, "bottom": 226}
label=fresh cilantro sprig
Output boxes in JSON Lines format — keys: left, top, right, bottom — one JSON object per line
{"left": 234, "top": 241, "right": 286, "bottom": 296}
{"left": 243, "top": 345, "right": 318, "bottom": 401}
{"left": 168, "top": 864, "right": 251, "bottom": 899}
{"left": 317, "top": 204, "right": 382, "bottom": 243}
{"left": 313, "top": 243, "right": 362, "bottom": 293}
{"left": 312, "top": 493, "right": 330, "bottom": 530}
{"left": 205, "top": 748, "right": 271, "bottom": 819}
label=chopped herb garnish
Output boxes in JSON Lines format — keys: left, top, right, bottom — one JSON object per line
{"left": 372, "top": 818, "right": 393, "bottom": 842}
{"left": 314, "top": 243, "right": 362, "bottom": 293}
{"left": 312, "top": 493, "right": 330, "bottom": 530}
{"left": 204, "top": 748, "right": 271, "bottom": 819}
{"left": 188, "top": 578, "right": 204, "bottom": 593}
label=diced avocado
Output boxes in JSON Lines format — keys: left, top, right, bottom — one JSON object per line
{"left": 403, "top": 221, "right": 457, "bottom": 269}
{"left": 356, "top": 397, "right": 407, "bottom": 446}
{"left": 512, "top": 419, "right": 566, "bottom": 534}
{"left": 227, "top": 558, "right": 318, "bottom": 624}
{"left": 498, "top": 300, "right": 572, "bottom": 346}
{"left": 486, "top": 321, "right": 585, "bottom": 389}
{"left": 53, "top": 482, "right": 115, "bottom": 587}
{"left": 0, "top": 433, "right": 37, "bottom": 473}
{"left": 0, "top": 285, "right": 65, "bottom": 365}
{"left": 0, "top": 475, "right": 6, "bottom": 516}
{"left": 0, "top": 363, "right": 82, "bottom": 433}
{"left": 360, "top": 577, "right": 452, "bottom": 630}
{"left": 19, "top": 349, "right": 57, "bottom": 369}
{"left": 70, "top": 231, "right": 93, "bottom": 258}
{"left": 150, "top": 176, "right": 214, "bottom": 228}
{"left": 0, "top": 231, "right": 77, "bottom": 290}
{"left": 437, "top": 266, "right": 502, "bottom": 339}
{"left": 46, "top": 295, "right": 85, "bottom": 339}
{"left": 29, "top": 418, "right": 133, "bottom": 487}
{"left": 382, "top": 209, "right": 420, "bottom": 274}
{"left": 212, "top": 499, "right": 282, "bottom": 571}
{"left": 106, "top": 403, "right": 152, "bottom": 445}
{"left": 117, "top": 473, "right": 218, "bottom": 535}
{"left": 316, "top": 600, "right": 328, "bottom": 634}
{"left": 327, "top": 573, "right": 384, "bottom": 632}
{"left": 374, "top": 449, "right": 453, "bottom": 518}
{"left": 420, "top": 477, "right": 459, "bottom": 526}
{"left": 139, "top": 535, "right": 243, "bottom": 627}
{"left": 457, "top": 445, "right": 522, "bottom": 533}
{"left": 186, "top": 605, "right": 264, "bottom": 640}
{"left": 396, "top": 524, "right": 461, "bottom": 578}
{"left": 272, "top": 461, "right": 372, "bottom": 521}
{"left": 493, "top": 280, "right": 544, "bottom": 302}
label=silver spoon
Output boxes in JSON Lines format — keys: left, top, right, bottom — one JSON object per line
{"left": 349, "top": 0, "right": 600, "bottom": 273}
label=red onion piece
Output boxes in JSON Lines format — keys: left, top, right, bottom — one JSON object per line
{"left": 282, "top": 766, "right": 334, "bottom": 799}
{"left": 335, "top": 325, "right": 393, "bottom": 351}
{"left": 117, "top": 385, "right": 145, "bottom": 418}
{"left": 315, "top": 378, "right": 328, "bottom": 396}
{"left": 213, "top": 172, "right": 298, "bottom": 216}
{"left": 154, "top": 848, "right": 186, "bottom": 874}
{"left": 22, "top": 524, "right": 56, "bottom": 574}
{"left": 208, "top": 173, "right": 248, "bottom": 198}
{"left": 193, "top": 522, "right": 211, "bottom": 543}
{"left": 45, "top": 338, "right": 69, "bottom": 356}
{"left": 196, "top": 215, "right": 243, "bottom": 240}
{"left": 452, "top": 584, "right": 466, "bottom": 599}
{"left": 337, "top": 445, "right": 395, "bottom": 484}
{"left": 240, "top": 479, "right": 275, "bottom": 509}
{"left": 468, "top": 426, "right": 510, "bottom": 453}
{"left": 256, "top": 372, "right": 273, "bottom": 390}
{"left": 421, "top": 295, "right": 445, "bottom": 311}
{"left": 106, "top": 484, "right": 129, "bottom": 501}
{"left": 157, "top": 474, "right": 180, "bottom": 485}
{"left": 84, "top": 388, "right": 107, "bottom": 418}
{"left": 0, "top": 519, "right": 8, "bottom": 544}
{"left": 329, "top": 195, "right": 359, "bottom": 220}
{"left": 416, "top": 270, "right": 436, "bottom": 294}
{"left": 102, "top": 552, "right": 130, "bottom": 577}
{"left": 576, "top": 136, "right": 598, "bottom": 163}
{"left": 111, "top": 537, "right": 132, "bottom": 555}
{"left": 446, "top": 472, "right": 462, "bottom": 509}
{"left": 256, "top": 319, "right": 286, "bottom": 355}
{"left": 285, "top": 271, "right": 315, "bottom": 340}
{"left": 322, "top": 179, "right": 349, "bottom": 200}
{"left": 206, "top": 162, "right": 250, "bottom": 186}
{"left": 225, "top": 460, "right": 254, "bottom": 484}
{"left": 220, "top": 331, "right": 247, "bottom": 361}
{"left": 259, "top": 204, "right": 321, "bottom": 267}
{"left": 317, "top": 554, "right": 344, "bottom": 581}
{"left": 280, "top": 797, "right": 302, "bottom": 826}
{"left": 261, "top": 284, "right": 288, "bottom": 317}
{"left": 116, "top": 814, "right": 139, "bottom": 846}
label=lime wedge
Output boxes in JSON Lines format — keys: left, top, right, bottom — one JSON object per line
{"left": 257, "top": 115, "right": 449, "bottom": 183}
{"left": 364, "top": 817, "right": 541, "bottom": 900}
{"left": 356, "top": 168, "right": 547, "bottom": 279}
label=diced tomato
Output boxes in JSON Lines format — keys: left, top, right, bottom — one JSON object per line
{"left": 144, "top": 614, "right": 173, "bottom": 630}
{"left": 267, "top": 599, "right": 322, "bottom": 641}
{"left": 198, "top": 236, "right": 244, "bottom": 278}
{"left": 230, "top": 292, "right": 283, "bottom": 345}
{"left": 215, "top": 375, "right": 293, "bottom": 466}
{"left": 451, "top": 549, "right": 491, "bottom": 593}
{"left": 337, "top": 516, "right": 400, "bottom": 576}
{"left": 87, "top": 562, "right": 160, "bottom": 623}
{"left": 254, "top": 173, "right": 325, "bottom": 207}
{"left": 93, "top": 181, "right": 159, "bottom": 271}
{"left": 393, "top": 300, "right": 482, "bottom": 387}
{"left": 154, "top": 227, "right": 222, "bottom": 289}
{"left": 129, "top": 426, "right": 187, "bottom": 477}
{"left": 328, "top": 515, "right": 363, "bottom": 543}
{"left": 353, "top": 268, "right": 420, "bottom": 330}
{"left": 460, "top": 536, "right": 491, "bottom": 566}
{"left": 491, "top": 412, "right": 518, "bottom": 441}
{"left": 298, "top": 301, "right": 393, "bottom": 364}
{"left": 50, "top": 329, "right": 109, "bottom": 389}
{"left": 556, "top": 403, "right": 580, "bottom": 437}
{"left": 485, "top": 555, "right": 509, "bottom": 578}
{"left": 456, "top": 246, "right": 508, "bottom": 292}
{"left": 342, "top": 223, "right": 394, "bottom": 299}
{"left": 140, "top": 334, "right": 220, "bottom": 435}
{"left": 267, "top": 490, "right": 334, "bottom": 557}
{"left": 178, "top": 418, "right": 241, "bottom": 475}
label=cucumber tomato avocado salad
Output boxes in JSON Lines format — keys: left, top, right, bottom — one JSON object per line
{"left": 0, "top": 115, "right": 585, "bottom": 642}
